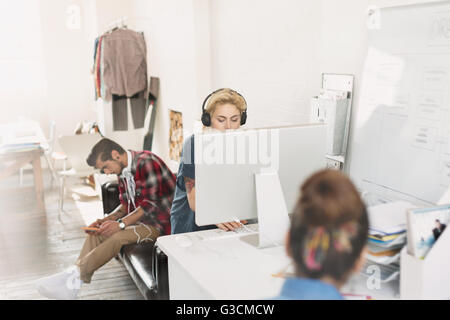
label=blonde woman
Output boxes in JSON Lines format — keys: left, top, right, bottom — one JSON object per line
{"left": 170, "top": 88, "right": 248, "bottom": 234}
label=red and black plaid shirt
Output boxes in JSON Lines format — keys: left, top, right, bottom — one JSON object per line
{"left": 118, "top": 150, "right": 176, "bottom": 235}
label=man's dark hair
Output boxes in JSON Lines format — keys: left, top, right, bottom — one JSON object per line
{"left": 86, "top": 138, "right": 126, "bottom": 167}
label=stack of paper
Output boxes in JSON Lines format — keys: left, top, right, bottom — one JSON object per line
{"left": 368, "top": 201, "right": 415, "bottom": 235}
{"left": 365, "top": 201, "right": 416, "bottom": 277}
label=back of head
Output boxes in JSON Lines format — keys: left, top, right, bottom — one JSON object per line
{"left": 288, "top": 169, "right": 368, "bottom": 283}
{"left": 86, "top": 138, "right": 125, "bottom": 167}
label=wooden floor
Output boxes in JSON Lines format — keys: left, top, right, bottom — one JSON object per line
{"left": 0, "top": 168, "right": 144, "bottom": 300}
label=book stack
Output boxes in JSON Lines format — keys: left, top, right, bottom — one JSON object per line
{"left": 361, "top": 201, "right": 416, "bottom": 283}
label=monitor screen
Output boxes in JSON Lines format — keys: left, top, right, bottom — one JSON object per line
{"left": 195, "top": 123, "right": 327, "bottom": 226}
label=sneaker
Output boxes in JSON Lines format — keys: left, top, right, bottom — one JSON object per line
{"left": 36, "top": 266, "right": 82, "bottom": 300}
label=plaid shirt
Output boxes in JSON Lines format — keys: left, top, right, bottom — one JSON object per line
{"left": 118, "top": 150, "right": 176, "bottom": 235}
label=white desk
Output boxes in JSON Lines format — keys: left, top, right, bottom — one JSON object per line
{"left": 0, "top": 120, "right": 48, "bottom": 212}
{"left": 157, "top": 227, "right": 400, "bottom": 300}
{"left": 157, "top": 229, "right": 289, "bottom": 300}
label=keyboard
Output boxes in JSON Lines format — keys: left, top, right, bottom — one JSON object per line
{"left": 199, "top": 223, "right": 259, "bottom": 241}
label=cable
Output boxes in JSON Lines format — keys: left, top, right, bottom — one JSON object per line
{"left": 117, "top": 174, "right": 153, "bottom": 244}
{"left": 132, "top": 223, "right": 154, "bottom": 244}
{"left": 121, "top": 169, "right": 136, "bottom": 210}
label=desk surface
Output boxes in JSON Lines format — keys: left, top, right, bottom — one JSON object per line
{"left": 157, "top": 227, "right": 400, "bottom": 300}
{"left": 157, "top": 229, "right": 290, "bottom": 300}
{"left": 0, "top": 120, "right": 47, "bottom": 212}
{"left": 0, "top": 120, "right": 48, "bottom": 148}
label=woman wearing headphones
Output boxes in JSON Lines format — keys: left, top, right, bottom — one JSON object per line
{"left": 170, "top": 88, "right": 248, "bottom": 234}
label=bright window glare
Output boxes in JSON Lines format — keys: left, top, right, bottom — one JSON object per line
{"left": 0, "top": 0, "right": 47, "bottom": 97}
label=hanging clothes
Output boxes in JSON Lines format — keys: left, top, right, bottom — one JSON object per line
{"left": 112, "top": 92, "right": 147, "bottom": 131}
{"left": 92, "top": 37, "right": 99, "bottom": 100}
{"left": 102, "top": 29, "right": 148, "bottom": 101}
{"left": 93, "top": 35, "right": 106, "bottom": 100}
{"left": 92, "top": 28, "right": 148, "bottom": 131}
{"left": 96, "top": 36, "right": 103, "bottom": 99}
{"left": 100, "top": 38, "right": 106, "bottom": 99}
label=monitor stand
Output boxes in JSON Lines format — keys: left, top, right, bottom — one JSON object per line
{"left": 240, "top": 172, "right": 290, "bottom": 249}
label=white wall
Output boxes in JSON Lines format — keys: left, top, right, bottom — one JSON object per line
{"left": 317, "top": 0, "right": 368, "bottom": 172}
{"left": 91, "top": 0, "right": 141, "bottom": 155}
{"left": 0, "top": 0, "right": 96, "bottom": 140}
{"left": 208, "top": 0, "right": 367, "bottom": 132}
{"left": 317, "top": 0, "right": 435, "bottom": 171}
{"left": 122, "top": 0, "right": 210, "bottom": 171}
{"left": 210, "top": 0, "right": 322, "bottom": 128}
{"left": 2, "top": 0, "right": 437, "bottom": 170}
{"left": 208, "top": 0, "right": 437, "bottom": 171}
{"left": 0, "top": 0, "right": 206, "bottom": 172}
{"left": 68, "top": 0, "right": 209, "bottom": 172}
{"left": 131, "top": 0, "right": 201, "bottom": 171}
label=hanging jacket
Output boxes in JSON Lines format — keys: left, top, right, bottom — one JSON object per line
{"left": 102, "top": 29, "right": 148, "bottom": 101}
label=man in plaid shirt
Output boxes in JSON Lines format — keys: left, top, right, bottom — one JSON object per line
{"left": 116, "top": 149, "right": 175, "bottom": 236}
{"left": 36, "top": 138, "right": 175, "bottom": 300}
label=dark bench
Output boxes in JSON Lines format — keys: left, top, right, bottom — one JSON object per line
{"left": 101, "top": 181, "right": 169, "bottom": 300}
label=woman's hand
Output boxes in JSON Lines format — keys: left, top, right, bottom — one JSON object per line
{"left": 216, "top": 220, "right": 248, "bottom": 232}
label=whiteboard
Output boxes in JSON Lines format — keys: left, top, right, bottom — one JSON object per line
{"left": 349, "top": 1, "right": 450, "bottom": 205}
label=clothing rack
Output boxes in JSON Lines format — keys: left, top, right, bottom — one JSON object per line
{"left": 102, "top": 16, "right": 145, "bottom": 36}
{"left": 104, "top": 16, "right": 128, "bottom": 34}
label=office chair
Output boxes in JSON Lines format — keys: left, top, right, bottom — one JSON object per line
{"left": 56, "top": 133, "right": 102, "bottom": 222}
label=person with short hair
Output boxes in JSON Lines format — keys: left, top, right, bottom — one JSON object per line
{"left": 170, "top": 88, "right": 248, "bottom": 234}
{"left": 36, "top": 138, "right": 176, "bottom": 299}
{"left": 275, "top": 169, "right": 369, "bottom": 300}
{"left": 433, "top": 219, "right": 447, "bottom": 241}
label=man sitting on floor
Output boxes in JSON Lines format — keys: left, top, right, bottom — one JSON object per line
{"left": 36, "top": 138, "right": 176, "bottom": 299}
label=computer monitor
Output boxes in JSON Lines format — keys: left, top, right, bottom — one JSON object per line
{"left": 194, "top": 123, "right": 327, "bottom": 247}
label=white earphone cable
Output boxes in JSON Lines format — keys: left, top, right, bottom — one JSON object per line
{"left": 121, "top": 174, "right": 155, "bottom": 244}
